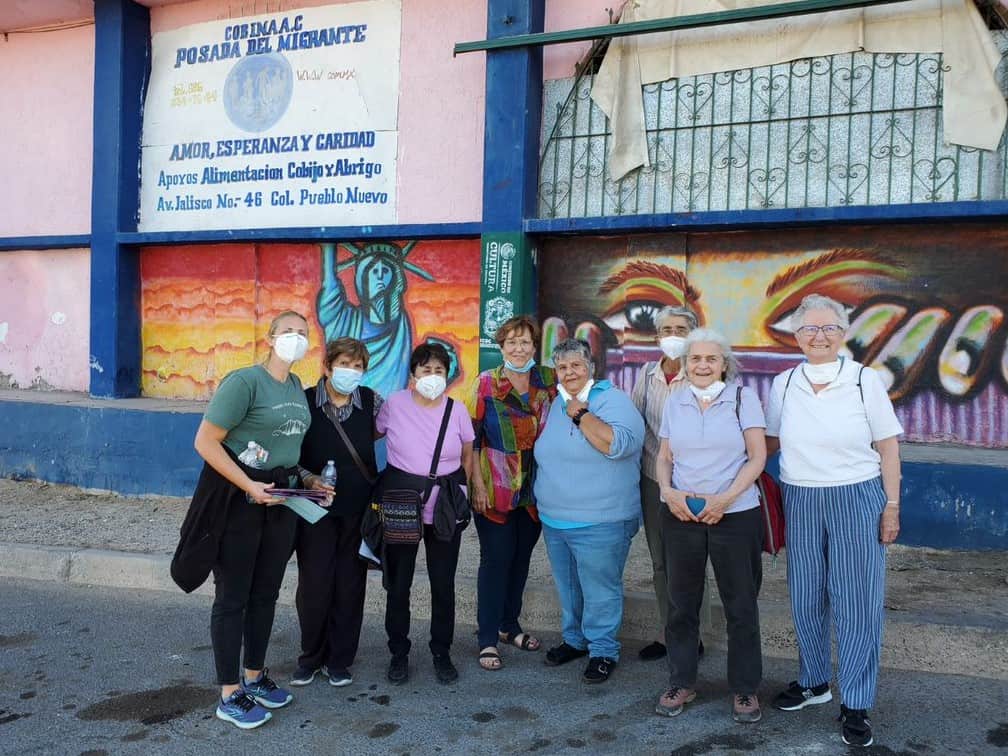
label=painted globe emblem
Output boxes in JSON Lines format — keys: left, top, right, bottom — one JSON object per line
{"left": 484, "top": 297, "right": 514, "bottom": 336}
{"left": 223, "top": 53, "right": 294, "bottom": 132}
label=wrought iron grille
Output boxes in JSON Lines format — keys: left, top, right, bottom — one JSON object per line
{"left": 538, "top": 34, "right": 1008, "bottom": 218}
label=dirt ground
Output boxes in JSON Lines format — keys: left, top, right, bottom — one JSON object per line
{"left": 1, "top": 477, "right": 1005, "bottom": 628}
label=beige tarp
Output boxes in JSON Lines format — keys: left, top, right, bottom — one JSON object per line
{"left": 592, "top": 0, "right": 1007, "bottom": 180}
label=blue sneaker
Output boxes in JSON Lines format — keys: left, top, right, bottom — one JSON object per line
{"left": 242, "top": 668, "right": 293, "bottom": 709}
{"left": 216, "top": 689, "right": 271, "bottom": 729}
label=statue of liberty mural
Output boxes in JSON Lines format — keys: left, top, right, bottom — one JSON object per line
{"left": 316, "top": 242, "right": 458, "bottom": 398}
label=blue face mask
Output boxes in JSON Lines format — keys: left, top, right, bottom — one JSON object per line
{"left": 504, "top": 358, "right": 536, "bottom": 374}
{"left": 329, "top": 367, "right": 363, "bottom": 395}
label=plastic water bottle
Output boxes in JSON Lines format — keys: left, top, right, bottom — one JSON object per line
{"left": 238, "top": 441, "right": 269, "bottom": 469}
{"left": 321, "top": 460, "right": 337, "bottom": 486}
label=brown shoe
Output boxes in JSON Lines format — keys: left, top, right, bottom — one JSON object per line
{"left": 733, "top": 693, "right": 762, "bottom": 723}
{"left": 655, "top": 686, "right": 696, "bottom": 717}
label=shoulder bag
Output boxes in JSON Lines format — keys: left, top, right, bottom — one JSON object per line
{"left": 379, "top": 398, "right": 455, "bottom": 545}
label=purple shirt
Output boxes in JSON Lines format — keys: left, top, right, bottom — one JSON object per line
{"left": 376, "top": 389, "right": 475, "bottom": 523}
{"left": 659, "top": 382, "right": 766, "bottom": 514}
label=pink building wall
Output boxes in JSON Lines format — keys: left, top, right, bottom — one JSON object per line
{"left": 0, "top": 26, "right": 94, "bottom": 237}
{"left": 544, "top": 1, "right": 611, "bottom": 81}
{"left": 0, "top": 249, "right": 91, "bottom": 391}
{"left": 150, "top": 0, "right": 487, "bottom": 224}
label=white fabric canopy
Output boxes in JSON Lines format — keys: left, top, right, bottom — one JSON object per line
{"left": 592, "top": 0, "right": 1006, "bottom": 180}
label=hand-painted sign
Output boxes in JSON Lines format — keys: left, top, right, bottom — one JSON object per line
{"left": 139, "top": 1, "right": 401, "bottom": 231}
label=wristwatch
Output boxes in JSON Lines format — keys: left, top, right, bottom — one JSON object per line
{"left": 571, "top": 408, "right": 590, "bottom": 426}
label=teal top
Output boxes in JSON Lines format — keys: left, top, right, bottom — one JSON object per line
{"left": 205, "top": 365, "right": 311, "bottom": 469}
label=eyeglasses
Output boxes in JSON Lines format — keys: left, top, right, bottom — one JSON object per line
{"left": 795, "top": 324, "right": 845, "bottom": 338}
{"left": 503, "top": 339, "right": 534, "bottom": 348}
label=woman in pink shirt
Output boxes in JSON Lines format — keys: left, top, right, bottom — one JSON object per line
{"left": 375, "top": 342, "right": 476, "bottom": 687}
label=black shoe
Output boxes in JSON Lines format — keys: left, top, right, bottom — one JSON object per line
{"left": 839, "top": 705, "right": 873, "bottom": 747}
{"left": 387, "top": 655, "right": 409, "bottom": 685}
{"left": 582, "top": 657, "right": 616, "bottom": 684}
{"left": 638, "top": 641, "right": 666, "bottom": 661}
{"left": 773, "top": 680, "right": 832, "bottom": 711}
{"left": 326, "top": 666, "right": 353, "bottom": 687}
{"left": 432, "top": 654, "right": 458, "bottom": 684}
{"left": 544, "top": 642, "right": 589, "bottom": 667}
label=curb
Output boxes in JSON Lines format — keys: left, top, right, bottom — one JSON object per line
{"left": 2, "top": 541, "right": 1005, "bottom": 680}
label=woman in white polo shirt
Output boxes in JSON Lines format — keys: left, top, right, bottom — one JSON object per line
{"left": 765, "top": 293, "right": 903, "bottom": 750}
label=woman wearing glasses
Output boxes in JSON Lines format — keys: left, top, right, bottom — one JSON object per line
{"left": 765, "top": 294, "right": 903, "bottom": 749}
{"left": 470, "top": 316, "right": 556, "bottom": 671}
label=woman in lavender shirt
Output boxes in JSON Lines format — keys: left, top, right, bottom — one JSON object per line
{"left": 376, "top": 342, "right": 476, "bottom": 687}
{"left": 653, "top": 329, "right": 767, "bottom": 724}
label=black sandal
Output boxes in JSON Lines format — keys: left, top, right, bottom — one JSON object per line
{"left": 478, "top": 648, "right": 503, "bottom": 671}
{"left": 499, "top": 631, "right": 541, "bottom": 651}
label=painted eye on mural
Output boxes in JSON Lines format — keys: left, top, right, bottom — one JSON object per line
{"left": 604, "top": 300, "right": 666, "bottom": 333}
{"left": 762, "top": 249, "right": 907, "bottom": 347}
{"left": 595, "top": 260, "right": 702, "bottom": 345}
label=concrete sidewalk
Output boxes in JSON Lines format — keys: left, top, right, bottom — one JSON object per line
{"left": 1, "top": 478, "right": 1005, "bottom": 680}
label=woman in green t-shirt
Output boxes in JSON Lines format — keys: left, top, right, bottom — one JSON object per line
{"left": 190, "top": 310, "right": 316, "bottom": 730}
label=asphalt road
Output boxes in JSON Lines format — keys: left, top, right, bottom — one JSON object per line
{"left": 0, "top": 579, "right": 1005, "bottom": 756}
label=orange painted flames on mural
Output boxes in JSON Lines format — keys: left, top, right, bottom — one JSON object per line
{"left": 140, "top": 242, "right": 481, "bottom": 401}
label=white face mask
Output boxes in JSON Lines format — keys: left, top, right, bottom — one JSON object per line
{"left": 659, "top": 335, "right": 687, "bottom": 360}
{"left": 273, "top": 332, "right": 309, "bottom": 363}
{"left": 802, "top": 359, "right": 843, "bottom": 385}
{"left": 689, "top": 380, "right": 726, "bottom": 403}
{"left": 329, "top": 367, "right": 363, "bottom": 394}
{"left": 557, "top": 379, "right": 594, "bottom": 404}
{"left": 414, "top": 374, "right": 447, "bottom": 401}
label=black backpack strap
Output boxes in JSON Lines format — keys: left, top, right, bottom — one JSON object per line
{"left": 734, "top": 384, "right": 743, "bottom": 428}
{"left": 424, "top": 398, "right": 455, "bottom": 500}
{"left": 855, "top": 364, "right": 875, "bottom": 439}
{"left": 782, "top": 367, "right": 796, "bottom": 402}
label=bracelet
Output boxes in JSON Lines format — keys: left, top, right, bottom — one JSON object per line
{"left": 571, "top": 408, "right": 590, "bottom": 426}
{"left": 885, "top": 500, "right": 899, "bottom": 506}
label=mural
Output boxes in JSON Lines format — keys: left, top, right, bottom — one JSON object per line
{"left": 141, "top": 240, "right": 480, "bottom": 403}
{"left": 539, "top": 224, "right": 1008, "bottom": 447}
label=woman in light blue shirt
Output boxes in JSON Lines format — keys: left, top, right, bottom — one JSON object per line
{"left": 533, "top": 338, "right": 644, "bottom": 684}
{"left": 654, "top": 329, "right": 766, "bottom": 724}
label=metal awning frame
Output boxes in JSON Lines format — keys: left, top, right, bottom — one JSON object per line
{"left": 454, "top": 0, "right": 927, "bottom": 56}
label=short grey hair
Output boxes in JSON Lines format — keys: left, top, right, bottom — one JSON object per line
{"left": 683, "top": 328, "right": 741, "bottom": 382}
{"left": 790, "top": 293, "right": 850, "bottom": 331}
{"left": 551, "top": 338, "right": 595, "bottom": 378}
{"left": 653, "top": 305, "right": 699, "bottom": 333}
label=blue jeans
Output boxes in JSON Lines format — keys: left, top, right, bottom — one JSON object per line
{"left": 541, "top": 517, "right": 639, "bottom": 661}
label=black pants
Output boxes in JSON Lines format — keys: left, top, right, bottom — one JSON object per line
{"left": 474, "top": 509, "right": 541, "bottom": 648}
{"left": 211, "top": 498, "right": 297, "bottom": 685}
{"left": 383, "top": 525, "right": 463, "bottom": 659}
{"left": 294, "top": 511, "right": 368, "bottom": 672}
{"left": 662, "top": 505, "right": 763, "bottom": 694}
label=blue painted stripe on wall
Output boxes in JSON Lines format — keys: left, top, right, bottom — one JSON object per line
{"left": 0, "top": 400, "right": 1004, "bottom": 549}
{"left": 118, "top": 222, "right": 482, "bottom": 245}
{"left": 0, "top": 401, "right": 203, "bottom": 498}
{"left": 526, "top": 200, "right": 1008, "bottom": 235}
{"left": 0, "top": 236, "right": 91, "bottom": 251}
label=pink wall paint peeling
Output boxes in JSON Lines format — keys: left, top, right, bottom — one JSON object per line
{"left": 150, "top": 0, "right": 486, "bottom": 224}
{"left": 0, "top": 26, "right": 94, "bottom": 236}
{"left": 0, "top": 249, "right": 91, "bottom": 391}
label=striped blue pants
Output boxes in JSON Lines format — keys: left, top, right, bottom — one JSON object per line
{"left": 782, "top": 478, "right": 887, "bottom": 709}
